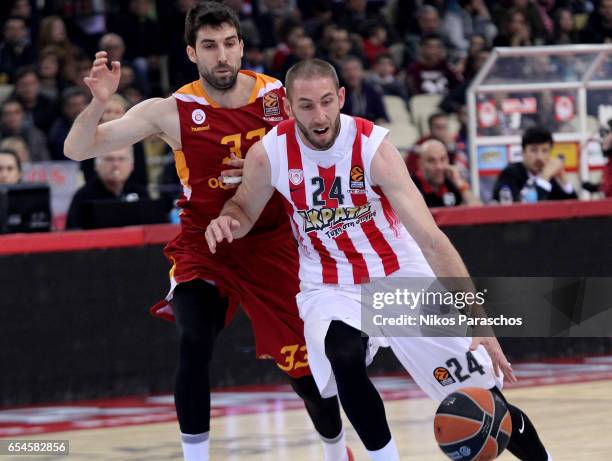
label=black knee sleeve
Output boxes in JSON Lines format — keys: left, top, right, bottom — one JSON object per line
{"left": 288, "top": 375, "right": 343, "bottom": 439}
{"left": 172, "top": 280, "right": 228, "bottom": 435}
{"left": 490, "top": 387, "right": 548, "bottom": 461}
{"left": 324, "top": 321, "right": 392, "bottom": 451}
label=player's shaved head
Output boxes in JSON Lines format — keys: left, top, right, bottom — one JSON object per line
{"left": 285, "top": 59, "right": 339, "bottom": 100}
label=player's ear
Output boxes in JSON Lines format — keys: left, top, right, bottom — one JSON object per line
{"left": 283, "top": 96, "right": 293, "bottom": 118}
{"left": 186, "top": 45, "right": 197, "bottom": 64}
{"left": 338, "top": 87, "right": 346, "bottom": 110}
{"left": 239, "top": 39, "right": 244, "bottom": 59}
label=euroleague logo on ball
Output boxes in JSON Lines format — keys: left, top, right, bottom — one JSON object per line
{"left": 192, "top": 109, "right": 206, "bottom": 125}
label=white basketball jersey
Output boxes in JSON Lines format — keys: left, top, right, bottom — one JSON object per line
{"left": 262, "top": 114, "right": 427, "bottom": 285}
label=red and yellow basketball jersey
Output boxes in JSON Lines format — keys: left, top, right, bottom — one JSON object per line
{"left": 172, "top": 70, "right": 288, "bottom": 234}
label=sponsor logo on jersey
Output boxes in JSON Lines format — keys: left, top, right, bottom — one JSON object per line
{"left": 350, "top": 165, "right": 365, "bottom": 189}
{"left": 297, "top": 203, "right": 374, "bottom": 236}
{"left": 263, "top": 91, "right": 281, "bottom": 117}
{"left": 191, "top": 125, "right": 210, "bottom": 132}
{"left": 192, "top": 109, "right": 206, "bottom": 125}
{"left": 433, "top": 367, "right": 456, "bottom": 386}
{"left": 289, "top": 168, "right": 304, "bottom": 186}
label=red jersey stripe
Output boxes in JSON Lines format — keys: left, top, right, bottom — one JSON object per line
{"left": 284, "top": 121, "right": 338, "bottom": 284}
{"left": 318, "top": 165, "right": 370, "bottom": 284}
{"left": 350, "top": 119, "right": 400, "bottom": 276}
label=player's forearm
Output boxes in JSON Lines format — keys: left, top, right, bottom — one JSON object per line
{"left": 219, "top": 198, "right": 255, "bottom": 239}
{"left": 64, "top": 98, "right": 107, "bottom": 160}
{"left": 422, "top": 229, "right": 471, "bottom": 279}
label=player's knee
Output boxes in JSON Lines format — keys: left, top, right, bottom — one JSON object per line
{"left": 289, "top": 375, "right": 323, "bottom": 405}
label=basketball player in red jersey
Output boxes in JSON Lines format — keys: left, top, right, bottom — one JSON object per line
{"left": 207, "top": 59, "right": 552, "bottom": 461}
{"left": 64, "top": 4, "right": 353, "bottom": 461}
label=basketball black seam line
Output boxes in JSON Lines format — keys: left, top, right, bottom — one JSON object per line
{"left": 437, "top": 414, "right": 488, "bottom": 447}
{"left": 470, "top": 414, "right": 496, "bottom": 461}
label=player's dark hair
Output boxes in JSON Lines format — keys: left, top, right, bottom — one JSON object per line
{"left": 285, "top": 58, "right": 339, "bottom": 99}
{"left": 522, "top": 126, "right": 553, "bottom": 149}
{"left": 0, "top": 148, "right": 21, "bottom": 173}
{"left": 184, "top": 2, "right": 242, "bottom": 48}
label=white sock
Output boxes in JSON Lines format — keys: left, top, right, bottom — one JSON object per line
{"left": 180, "top": 432, "right": 209, "bottom": 461}
{"left": 367, "top": 437, "right": 400, "bottom": 461}
{"left": 321, "top": 430, "right": 348, "bottom": 461}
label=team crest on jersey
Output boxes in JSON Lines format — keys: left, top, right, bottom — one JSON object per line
{"left": 350, "top": 165, "right": 365, "bottom": 189}
{"left": 263, "top": 91, "right": 281, "bottom": 118}
{"left": 288, "top": 169, "right": 304, "bottom": 186}
{"left": 191, "top": 109, "right": 206, "bottom": 125}
{"left": 433, "top": 367, "right": 456, "bottom": 386}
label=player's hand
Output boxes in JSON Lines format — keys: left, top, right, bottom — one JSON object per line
{"left": 84, "top": 51, "right": 120, "bottom": 103}
{"left": 220, "top": 154, "right": 244, "bottom": 189}
{"left": 205, "top": 216, "right": 241, "bottom": 253}
{"left": 470, "top": 336, "right": 517, "bottom": 384}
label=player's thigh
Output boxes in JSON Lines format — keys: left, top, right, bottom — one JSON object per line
{"left": 387, "top": 336, "right": 502, "bottom": 401}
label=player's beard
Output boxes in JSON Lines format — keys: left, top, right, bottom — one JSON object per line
{"left": 295, "top": 113, "right": 341, "bottom": 150}
{"left": 199, "top": 63, "right": 239, "bottom": 91}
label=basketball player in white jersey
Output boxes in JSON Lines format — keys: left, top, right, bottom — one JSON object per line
{"left": 205, "top": 59, "right": 552, "bottom": 461}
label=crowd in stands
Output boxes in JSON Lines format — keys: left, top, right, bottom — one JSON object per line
{"left": 0, "top": 0, "right": 611, "bottom": 231}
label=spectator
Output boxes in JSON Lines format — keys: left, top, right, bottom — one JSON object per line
{"left": 270, "top": 19, "right": 305, "bottom": 77}
{"left": 13, "top": 66, "right": 59, "bottom": 133}
{"left": 0, "top": 148, "right": 21, "bottom": 185}
{"left": 37, "top": 47, "right": 69, "bottom": 100}
{"left": 367, "top": 52, "right": 409, "bottom": 101}
{"left": 341, "top": 55, "right": 388, "bottom": 124}
{"left": 440, "top": 47, "right": 490, "bottom": 114}
{"left": 98, "top": 33, "right": 147, "bottom": 95}
{"left": 406, "top": 34, "right": 462, "bottom": 96}
{"left": 107, "top": 0, "right": 165, "bottom": 95}
{"left": 164, "top": 0, "right": 199, "bottom": 88}
{"left": 411, "top": 139, "right": 480, "bottom": 207}
{"left": 0, "top": 16, "right": 35, "bottom": 84}
{"left": 406, "top": 112, "right": 469, "bottom": 179}
{"left": 602, "top": 130, "right": 612, "bottom": 198}
{"left": 65, "top": 147, "right": 150, "bottom": 229}
{"left": 336, "top": 0, "right": 369, "bottom": 35}
{"left": 47, "top": 87, "right": 87, "bottom": 161}
{"left": 404, "top": 6, "right": 451, "bottom": 65}
{"left": 443, "top": 0, "right": 497, "bottom": 59}
{"left": 72, "top": 55, "right": 94, "bottom": 97}
{"left": 80, "top": 94, "right": 148, "bottom": 187}
{"left": 280, "top": 36, "right": 317, "bottom": 80}
{"left": 581, "top": 0, "right": 612, "bottom": 43}
{"left": 361, "top": 21, "right": 388, "bottom": 68}
{"left": 38, "top": 15, "right": 80, "bottom": 79}
{"left": 549, "top": 7, "right": 580, "bottom": 45}
{"left": 0, "top": 98, "right": 49, "bottom": 161}
{"left": 243, "top": 43, "right": 268, "bottom": 74}
{"left": 0, "top": 136, "right": 30, "bottom": 163}
{"left": 493, "top": 9, "right": 534, "bottom": 47}
{"left": 324, "top": 27, "right": 354, "bottom": 81}
{"left": 492, "top": 126, "right": 577, "bottom": 202}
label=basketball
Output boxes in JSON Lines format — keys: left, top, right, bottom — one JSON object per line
{"left": 434, "top": 387, "right": 513, "bottom": 461}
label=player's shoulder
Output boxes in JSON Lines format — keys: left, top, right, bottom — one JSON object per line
{"left": 243, "top": 70, "right": 285, "bottom": 98}
{"left": 172, "top": 80, "right": 210, "bottom": 105}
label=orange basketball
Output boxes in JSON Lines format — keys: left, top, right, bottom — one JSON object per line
{"left": 434, "top": 387, "right": 512, "bottom": 461}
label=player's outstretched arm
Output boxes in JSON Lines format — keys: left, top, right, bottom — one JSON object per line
{"left": 370, "top": 139, "right": 517, "bottom": 383}
{"left": 64, "top": 51, "right": 174, "bottom": 160}
{"left": 205, "top": 141, "right": 275, "bottom": 254}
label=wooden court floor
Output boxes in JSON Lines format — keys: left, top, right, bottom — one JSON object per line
{"left": 3, "top": 380, "right": 611, "bottom": 460}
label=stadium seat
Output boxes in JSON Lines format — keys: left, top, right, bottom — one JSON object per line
{"left": 0, "top": 85, "right": 14, "bottom": 105}
{"left": 409, "top": 94, "right": 443, "bottom": 135}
